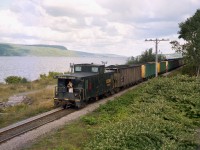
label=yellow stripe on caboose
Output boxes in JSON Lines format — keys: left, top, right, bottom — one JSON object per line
{"left": 141, "top": 65, "right": 145, "bottom": 78}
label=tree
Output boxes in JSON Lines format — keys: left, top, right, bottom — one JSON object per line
{"left": 5, "top": 76, "right": 28, "bottom": 84}
{"left": 171, "top": 9, "right": 200, "bottom": 77}
{"left": 126, "top": 48, "right": 165, "bottom": 65}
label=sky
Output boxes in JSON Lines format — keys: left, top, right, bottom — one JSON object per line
{"left": 0, "top": 0, "right": 199, "bottom": 57}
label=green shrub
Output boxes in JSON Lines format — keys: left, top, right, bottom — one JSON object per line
{"left": 5, "top": 76, "right": 28, "bottom": 84}
{"left": 81, "top": 116, "right": 98, "bottom": 125}
{"left": 48, "top": 71, "right": 61, "bottom": 78}
{"left": 39, "top": 74, "right": 47, "bottom": 80}
{"left": 181, "top": 65, "right": 197, "bottom": 76}
{"left": 40, "top": 71, "right": 61, "bottom": 80}
{"left": 21, "top": 77, "right": 28, "bottom": 83}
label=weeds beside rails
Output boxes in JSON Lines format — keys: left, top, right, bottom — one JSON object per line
{"left": 0, "top": 89, "right": 54, "bottom": 128}
{"left": 84, "top": 75, "right": 200, "bottom": 150}
{"left": 0, "top": 72, "right": 60, "bottom": 128}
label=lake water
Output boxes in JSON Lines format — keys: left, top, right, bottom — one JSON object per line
{"left": 0, "top": 57, "right": 127, "bottom": 83}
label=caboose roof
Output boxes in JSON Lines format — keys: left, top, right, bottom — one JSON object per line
{"left": 74, "top": 63, "right": 104, "bottom": 67}
{"left": 55, "top": 72, "right": 99, "bottom": 79}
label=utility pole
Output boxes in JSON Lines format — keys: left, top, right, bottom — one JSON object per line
{"left": 145, "top": 38, "right": 169, "bottom": 77}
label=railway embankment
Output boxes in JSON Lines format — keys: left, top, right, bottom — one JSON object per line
{"left": 27, "top": 75, "right": 200, "bottom": 150}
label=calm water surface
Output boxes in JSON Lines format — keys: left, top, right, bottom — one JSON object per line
{"left": 0, "top": 57, "right": 127, "bottom": 83}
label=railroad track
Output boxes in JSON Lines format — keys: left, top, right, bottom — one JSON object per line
{"left": 0, "top": 108, "right": 75, "bottom": 144}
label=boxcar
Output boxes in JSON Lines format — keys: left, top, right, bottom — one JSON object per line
{"left": 54, "top": 64, "right": 114, "bottom": 108}
{"left": 106, "top": 65, "right": 142, "bottom": 91}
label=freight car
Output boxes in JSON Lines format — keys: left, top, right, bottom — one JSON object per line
{"left": 106, "top": 65, "right": 142, "bottom": 91}
{"left": 167, "top": 58, "right": 185, "bottom": 71}
{"left": 54, "top": 58, "right": 183, "bottom": 109}
{"left": 159, "top": 61, "right": 167, "bottom": 74}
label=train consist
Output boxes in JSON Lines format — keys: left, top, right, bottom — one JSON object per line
{"left": 54, "top": 59, "right": 184, "bottom": 108}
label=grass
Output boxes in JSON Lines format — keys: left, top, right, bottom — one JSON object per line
{"left": 26, "top": 121, "right": 90, "bottom": 150}
{"left": 0, "top": 89, "right": 54, "bottom": 128}
{"left": 27, "top": 75, "right": 200, "bottom": 150}
{"left": 0, "top": 72, "right": 60, "bottom": 128}
{"left": 0, "top": 79, "right": 56, "bottom": 103}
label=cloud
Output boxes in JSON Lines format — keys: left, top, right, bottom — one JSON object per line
{"left": 0, "top": 0, "right": 199, "bottom": 56}
{"left": 42, "top": 0, "right": 108, "bottom": 17}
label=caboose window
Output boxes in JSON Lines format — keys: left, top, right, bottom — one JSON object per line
{"left": 75, "top": 66, "right": 82, "bottom": 71}
{"left": 92, "top": 67, "right": 98, "bottom": 72}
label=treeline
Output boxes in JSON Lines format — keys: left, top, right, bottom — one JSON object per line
{"left": 126, "top": 48, "right": 166, "bottom": 65}
{"left": 4, "top": 71, "right": 61, "bottom": 84}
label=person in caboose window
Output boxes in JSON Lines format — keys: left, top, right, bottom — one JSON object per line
{"left": 67, "top": 80, "right": 73, "bottom": 93}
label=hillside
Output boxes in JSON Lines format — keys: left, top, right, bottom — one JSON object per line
{"left": 0, "top": 43, "right": 125, "bottom": 58}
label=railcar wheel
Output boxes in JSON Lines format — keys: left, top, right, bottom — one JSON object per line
{"left": 111, "top": 90, "right": 115, "bottom": 95}
{"left": 62, "top": 104, "right": 67, "bottom": 109}
{"left": 75, "top": 101, "right": 86, "bottom": 109}
{"left": 105, "top": 92, "right": 111, "bottom": 97}
{"left": 114, "top": 88, "right": 120, "bottom": 93}
{"left": 54, "top": 101, "right": 60, "bottom": 108}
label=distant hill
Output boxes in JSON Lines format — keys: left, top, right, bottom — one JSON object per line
{"left": 27, "top": 44, "right": 67, "bottom": 50}
{"left": 0, "top": 43, "right": 125, "bottom": 58}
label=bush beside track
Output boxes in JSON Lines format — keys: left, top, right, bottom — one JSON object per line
{"left": 29, "top": 75, "right": 200, "bottom": 150}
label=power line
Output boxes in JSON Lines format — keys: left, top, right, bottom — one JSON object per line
{"left": 145, "top": 38, "right": 169, "bottom": 77}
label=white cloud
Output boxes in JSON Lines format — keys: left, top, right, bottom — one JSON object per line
{"left": 0, "top": 9, "right": 23, "bottom": 35}
{"left": 0, "top": 0, "right": 199, "bottom": 56}
{"left": 42, "top": 0, "right": 108, "bottom": 17}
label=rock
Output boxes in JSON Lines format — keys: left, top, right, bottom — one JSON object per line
{"left": 23, "top": 97, "right": 33, "bottom": 105}
{"left": 4, "top": 95, "right": 32, "bottom": 107}
{"left": 0, "top": 102, "right": 6, "bottom": 109}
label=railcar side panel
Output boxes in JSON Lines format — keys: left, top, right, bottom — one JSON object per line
{"left": 85, "top": 72, "right": 114, "bottom": 100}
{"left": 160, "top": 61, "right": 167, "bottom": 73}
{"left": 145, "top": 63, "right": 156, "bottom": 78}
{"left": 133, "top": 65, "right": 142, "bottom": 82}
{"left": 98, "top": 72, "right": 114, "bottom": 95}
{"left": 113, "top": 72, "right": 121, "bottom": 87}
{"left": 106, "top": 65, "right": 142, "bottom": 89}
{"left": 168, "top": 59, "right": 179, "bottom": 71}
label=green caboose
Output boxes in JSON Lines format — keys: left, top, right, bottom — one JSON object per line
{"left": 54, "top": 64, "right": 114, "bottom": 108}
